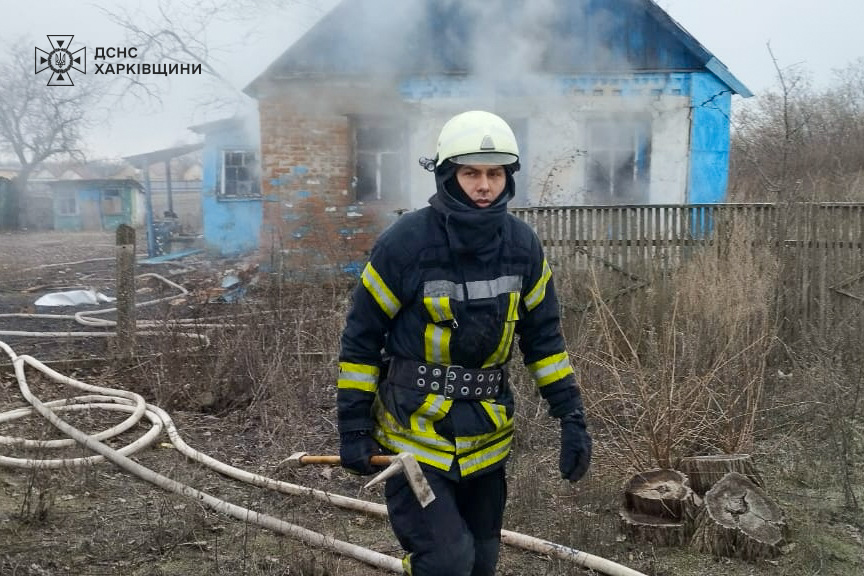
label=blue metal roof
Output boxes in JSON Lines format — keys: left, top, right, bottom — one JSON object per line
{"left": 246, "top": 0, "right": 751, "bottom": 97}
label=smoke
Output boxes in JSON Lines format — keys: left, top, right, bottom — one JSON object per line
{"left": 283, "top": 0, "right": 699, "bottom": 208}
{"left": 295, "top": 1, "right": 617, "bottom": 105}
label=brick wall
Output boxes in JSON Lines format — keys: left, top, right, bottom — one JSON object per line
{"left": 258, "top": 95, "right": 394, "bottom": 278}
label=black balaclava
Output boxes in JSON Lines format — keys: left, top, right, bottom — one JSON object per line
{"left": 428, "top": 159, "right": 517, "bottom": 259}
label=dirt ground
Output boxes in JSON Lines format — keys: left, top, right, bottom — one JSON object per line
{"left": 1, "top": 230, "right": 862, "bottom": 576}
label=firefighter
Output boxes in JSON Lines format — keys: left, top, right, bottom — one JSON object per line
{"left": 337, "top": 110, "right": 592, "bottom": 576}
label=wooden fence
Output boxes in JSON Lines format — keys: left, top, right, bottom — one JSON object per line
{"left": 512, "top": 203, "right": 864, "bottom": 335}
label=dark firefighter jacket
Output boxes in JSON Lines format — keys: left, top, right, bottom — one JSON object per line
{"left": 338, "top": 181, "right": 581, "bottom": 480}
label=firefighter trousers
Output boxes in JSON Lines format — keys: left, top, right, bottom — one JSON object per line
{"left": 385, "top": 466, "right": 506, "bottom": 576}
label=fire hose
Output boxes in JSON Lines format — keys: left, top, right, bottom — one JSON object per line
{"left": 0, "top": 276, "right": 646, "bottom": 575}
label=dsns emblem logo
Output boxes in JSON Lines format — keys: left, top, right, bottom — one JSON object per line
{"left": 35, "top": 35, "right": 86, "bottom": 86}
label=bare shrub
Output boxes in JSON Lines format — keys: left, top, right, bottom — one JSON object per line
{"left": 569, "top": 216, "right": 778, "bottom": 470}
{"left": 123, "top": 274, "right": 352, "bottom": 460}
{"left": 16, "top": 463, "right": 55, "bottom": 524}
{"left": 730, "top": 57, "right": 864, "bottom": 203}
{"left": 782, "top": 310, "right": 864, "bottom": 511}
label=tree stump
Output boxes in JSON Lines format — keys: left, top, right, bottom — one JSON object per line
{"left": 691, "top": 472, "right": 786, "bottom": 561}
{"left": 624, "top": 468, "right": 694, "bottom": 520}
{"left": 620, "top": 469, "right": 700, "bottom": 547}
{"left": 679, "top": 454, "right": 763, "bottom": 495}
{"left": 619, "top": 509, "right": 689, "bottom": 547}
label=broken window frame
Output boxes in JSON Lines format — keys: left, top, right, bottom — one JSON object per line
{"left": 217, "top": 149, "right": 261, "bottom": 200}
{"left": 352, "top": 116, "right": 406, "bottom": 203}
{"left": 56, "top": 190, "right": 78, "bottom": 216}
{"left": 585, "top": 117, "right": 652, "bottom": 205}
{"left": 100, "top": 187, "right": 123, "bottom": 215}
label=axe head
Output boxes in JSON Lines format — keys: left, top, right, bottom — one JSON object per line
{"left": 283, "top": 451, "right": 309, "bottom": 468}
{"left": 365, "top": 452, "right": 436, "bottom": 508}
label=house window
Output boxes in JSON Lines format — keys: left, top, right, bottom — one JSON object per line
{"left": 101, "top": 188, "right": 123, "bottom": 215}
{"left": 353, "top": 117, "right": 405, "bottom": 202}
{"left": 56, "top": 190, "right": 77, "bottom": 215}
{"left": 586, "top": 119, "right": 652, "bottom": 204}
{"left": 219, "top": 150, "right": 260, "bottom": 199}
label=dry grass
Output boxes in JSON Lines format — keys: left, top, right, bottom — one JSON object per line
{"left": 1, "top": 228, "right": 862, "bottom": 575}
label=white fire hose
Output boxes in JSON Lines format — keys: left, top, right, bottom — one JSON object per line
{"left": 0, "top": 277, "right": 646, "bottom": 575}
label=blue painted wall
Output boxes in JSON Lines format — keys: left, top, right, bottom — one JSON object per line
{"left": 688, "top": 72, "right": 732, "bottom": 204}
{"left": 200, "top": 125, "right": 261, "bottom": 255}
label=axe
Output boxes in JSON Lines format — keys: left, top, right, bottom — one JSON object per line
{"left": 285, "top": 451, "right": 436, "bottom": 508}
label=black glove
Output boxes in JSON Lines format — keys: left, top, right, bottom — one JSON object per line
{"left": 559, "top": 411, "right": 592, "bottom": 482}
{"left": 339, "top": 430, "right": 382, "bottom": 476}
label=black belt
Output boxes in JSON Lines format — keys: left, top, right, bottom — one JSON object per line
{"left": 388, "top": 358, "right": 506, "bottom": 400}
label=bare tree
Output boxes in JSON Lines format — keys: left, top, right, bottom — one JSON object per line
{"left": 98, "top": 0, "right": 329, "bottom": 105}
{"left": 730, "top": 50, "right": 864, "bottom": 202}
{"left": 0, "top": 42, "right": 99, "bottom": 229}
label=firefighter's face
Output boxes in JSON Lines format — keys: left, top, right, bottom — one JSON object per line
{"left": 455, "top": 165, "right": 507, "bottom": 208}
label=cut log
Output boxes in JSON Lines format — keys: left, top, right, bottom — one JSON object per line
{"left": 619, "top": 509, "right": 688, "bottom": 547}
{"left": 691, "top": 472, "right": 786, "bottom": 561}
{"left": 624, "top": 468, "right": 695, "bottom": 521}
{"left": 679, "top": 454, "right": 763, "bottom": 496}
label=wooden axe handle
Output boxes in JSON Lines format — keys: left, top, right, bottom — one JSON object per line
{"left": 299, "top": 455, "right": 394, "bottom": 466}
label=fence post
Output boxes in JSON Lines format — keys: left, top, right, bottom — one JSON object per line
{"left": 116, "top": 224, "right": 137, "bottom": 358}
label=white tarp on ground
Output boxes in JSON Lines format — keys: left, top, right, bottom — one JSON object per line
{"left": 34, "top": 289, "right": 116, "bottom": 307}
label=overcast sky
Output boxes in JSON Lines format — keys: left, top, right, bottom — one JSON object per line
{"left": 1, "top": 0, "right": 862, "bottom": 161}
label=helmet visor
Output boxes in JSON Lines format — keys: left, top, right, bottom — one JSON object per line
{"left": 449, "top": 152, "right": 519, "bottom": 166}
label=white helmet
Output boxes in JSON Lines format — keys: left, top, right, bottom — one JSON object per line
{"left": 436, "top": 111, "right": 519, "bottom": 168}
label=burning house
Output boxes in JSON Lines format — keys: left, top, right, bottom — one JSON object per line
{"left": 244, "top": 0, "right": 751, "bottom": 274}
